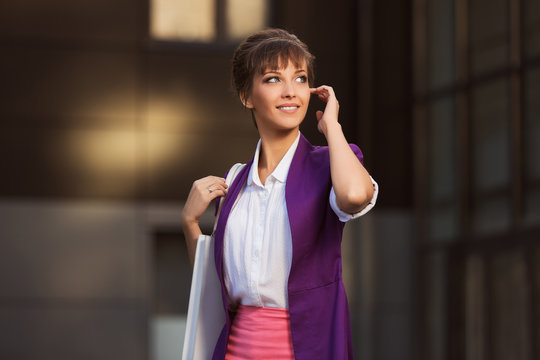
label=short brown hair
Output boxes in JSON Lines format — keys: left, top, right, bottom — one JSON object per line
{"left": 232, "top": 28, "right": 315, "bottom": 102}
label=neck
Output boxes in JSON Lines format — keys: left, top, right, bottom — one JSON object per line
{"left": 257, "top": 129, "right": 299, "bottom": 184}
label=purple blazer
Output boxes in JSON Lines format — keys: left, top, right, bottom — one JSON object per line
{"left": 212, "top": 134, "right": 363, "bottom": 359}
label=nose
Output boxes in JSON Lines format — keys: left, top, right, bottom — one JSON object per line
{"left": 281, "top": 80, "right": 296, "bottom": 98}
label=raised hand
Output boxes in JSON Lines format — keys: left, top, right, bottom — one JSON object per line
{"left": 310, "top": 85, "right": 340, "bottom": 136}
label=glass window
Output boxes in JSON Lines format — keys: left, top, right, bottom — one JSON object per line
{"left": 428, "top": 97, "right": 458, "bottom": 241}
{"left": 470, "top": 78, "right": 511, "bottom": 233}
{"left": 524, "top": 67, "right": 540, "bottom": 181}
{"left": 524, "top": 0, "right": 540, "bottom": 59}
{"left": 469, "top": 0, "right": 509, "bottom": 76}
{"left": 491, "top": 251, "right": 530, "bottom": 360}
{"left": 524, "top": 67, "right": 540, "bottom": 224}
{"left": 150, "top": 0, "right": 269, "bottom": 43}
{"left": 427, "top": 0, "right": 455, "bottom": 90}
{"left": 473, "top": 196, "right": 511, "bottom": 235}
{"left": 429, "top": 97, "right": 457, "bottom": 202}
{"left": 426, "top": 252, "right": 447, "bottom": 360}
{"left": 465, "top": 255, "right": 485, "bottom": 360}
{"left": 524, "top": 189, "right": 540, "bottom": 225}
{"left": 471, "top": 78, "right": 510, "bottom": 193}
{"left": 227, "top": 0, "right": 268, "bottom": 41}
{"left": 429, "top": 204, "right": 459, "bottom": 241}
{"left": 150, "top": 0, "right": 216, "bottom": 42}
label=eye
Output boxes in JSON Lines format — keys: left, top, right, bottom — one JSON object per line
{"left": 295, "top": 75, "right": 307, "bottom": 83}
{"left": 264, "top": 76, "right": 279, "bottom": 83}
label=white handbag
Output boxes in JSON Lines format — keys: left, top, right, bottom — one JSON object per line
{"left": 182, "top": 163, "right": 245, "bottom": 360}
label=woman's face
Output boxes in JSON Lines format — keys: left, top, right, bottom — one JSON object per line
{"left": 245, "top": 59, "right": 310, "bottom": 135}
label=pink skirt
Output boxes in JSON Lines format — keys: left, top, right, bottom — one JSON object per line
{"left": 225, "top": 305, "right": 295, "bottom": 359}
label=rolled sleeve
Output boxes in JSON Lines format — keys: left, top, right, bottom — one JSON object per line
{"left": 330, "top": 176, "right": 379, "bottom": 222}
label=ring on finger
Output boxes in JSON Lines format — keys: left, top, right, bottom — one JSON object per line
{"left": 207, "top": 186, "right": 214, "bottom": 193}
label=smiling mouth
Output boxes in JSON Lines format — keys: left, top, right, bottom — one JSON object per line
{"left": 277, "top": 106, "right": 300, "bottom": 110}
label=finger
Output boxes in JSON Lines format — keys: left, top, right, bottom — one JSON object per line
{"left": 310, "top": 85, "right": 331, "bottom": 91}
{"left": 194, "top": 181, "right": 224, "bottom": 198}
{"left": 195, "top": 177, "right": 226, "bottom": 191}
{"left": 311, "top": 87, "right": 327, "bottom": 96}
{"left": 316, "top": 110, "right": 323, "bottom": 121}
{"left": 207, "top": 188, "right": 227, "bottom": 200}
{"left": 204, "top": 176, "right": 226, "bottom": 184}
{"left": 206, "top": 179, "right": 228, "bottom": 188}
{"left": 321, "top": 86, "right": 336, "bottom": 100}
{"left": 310, "top": 87, "right": 325, "bottom": 97}
{"left": 206, "top": 182, "right": 228, "bottom": 196}
{"left": 311, "top": 88, "right": 335, "bottom": 105}
{"left": 311, "top": 85, "right": 334, "bottom": 93}
{"left": 194, "top": 176, "right": 225, "bottom": 187}
{"left": 315, "top": 94, "right": 328, "bottom": 104}
{"left": 210, "top": 181, "right": 228, "bottom": 189}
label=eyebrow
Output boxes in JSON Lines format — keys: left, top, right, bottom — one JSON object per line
{"left": 263, "top": 69, "right": 307, "bottom": 75}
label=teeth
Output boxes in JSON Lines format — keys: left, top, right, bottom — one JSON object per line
{"left": 278, "top": 106, "right": 298, "bottom": 110}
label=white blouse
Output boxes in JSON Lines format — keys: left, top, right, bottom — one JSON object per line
{"left": 223, "top": 133, "right": 378, "bottom": 310}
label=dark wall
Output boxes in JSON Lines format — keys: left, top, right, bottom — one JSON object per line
{"left": 275, "top": 0, "right": 360, "bottom": 147}
{"left": 372, "top": 0, "right": 413, "bottom": 209}
{"left": 275, "top": 0, "right": 413, "bottom": 210}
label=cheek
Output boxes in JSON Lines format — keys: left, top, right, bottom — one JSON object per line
{"left": 299, "top": 87, "right": 311, "bottom": 104}
{"left": 252, "top": 88, "right": 277, "bottom": 107}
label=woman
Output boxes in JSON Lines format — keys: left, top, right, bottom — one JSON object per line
{"left": 181, "top": 28, "right": 378, "bottom": 359}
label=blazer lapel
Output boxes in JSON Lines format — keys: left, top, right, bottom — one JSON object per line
{"left": 285, "top": 134, "right": 315, "bottom": 289}
{"left": 213, "top": 160, "right": 253, "bottom": 306}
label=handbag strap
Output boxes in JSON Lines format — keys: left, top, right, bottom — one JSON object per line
{"left": 213, "top": 163, "right": 246, "bottom": 233}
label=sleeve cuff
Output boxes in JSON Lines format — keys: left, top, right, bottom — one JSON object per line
{"left": 329, "top": 176, "right": 379, "bottom": 222}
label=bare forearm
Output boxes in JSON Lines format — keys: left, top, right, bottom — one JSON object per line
{"left": 181, "top": 215, "right": 203, "bottom": 266}
{"left": 324, "top": 122, "right": 374, "bottom": 214}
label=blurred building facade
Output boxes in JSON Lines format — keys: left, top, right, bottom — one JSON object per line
{"left": 0, "top": 0, "right": 537, "bottom": 359}
{"left": 413, "top": 0, "right": 540, "bottom": 359}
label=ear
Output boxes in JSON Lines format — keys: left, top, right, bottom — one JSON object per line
{"left": 240, "top": 93, "right": 254, "bottom": 109}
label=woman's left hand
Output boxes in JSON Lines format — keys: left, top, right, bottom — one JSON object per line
{"left": 310, "top": 85, "right": 340, "bottom": 136}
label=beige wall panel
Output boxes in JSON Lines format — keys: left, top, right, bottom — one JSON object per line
{"left": 0, "top": 0, "right": 139, "bottom": 43}
{"left": 0, "top": 201, "right": 144, "bottom": 298}
{"left": 0, "top": 305, "right": 144, "bottom": 360}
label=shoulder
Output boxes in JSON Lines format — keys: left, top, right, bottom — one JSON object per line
{"left": 296, "top": 134, "right": 364, "bottom": 166}
{"left": 306, "top": 143, "right": 364, "bottom": 164}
